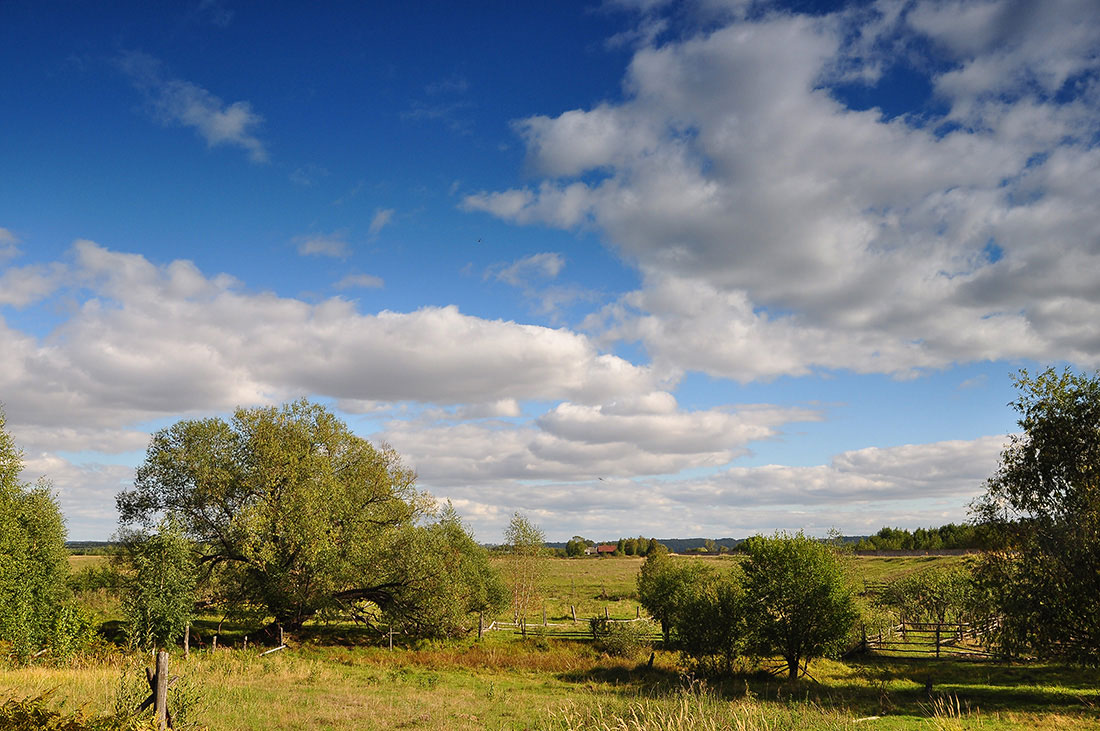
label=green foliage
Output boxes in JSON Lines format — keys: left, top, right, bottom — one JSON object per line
{"left": 587, "top": 617, "right": 653, "bottom": 658}
{"left": 117, "top": 400, "right": 431, "bottom": 632}
{"left": 880, "top": 565, "right": 974, "bottom": 624}
{"left": 119, "top": 519, "right": 197, "bottom": 650}
{"left": 564, "top": 536, "right": 592, "bottom": 557}
{"left": 503, "top": 512, "right": 545, "bottom": 624}
{"left": 0, "top": 410, "right": 81, "bottom": 662}
{"left": 854, "top": 523, "right": 993, "bottom": 551}
{"left": 636, "top": 551, "right": 713, "bottom": 645}
{"left": 675, "top": 570, "right": 746, "bottom": 675}
{"left": 381, "top": 504, "right": 508, "bottom": 638}
{"left": 973, "top": 368, "right": 1100, "bottom": 663}
{"left": 740, "top": 533, "right": 858, "bottom": 681}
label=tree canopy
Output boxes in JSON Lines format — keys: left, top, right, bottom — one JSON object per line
{"left": 0, "top": 409, "right": 74, "bottom": 660}
{"left": 117, "top": 400, "right": 499, "bottom": 635}
{"left": 740, "top": 533, "right": 857, "bottom": 681}
{"left": 973, "top": 368, "right": 1100, "bottom": 662}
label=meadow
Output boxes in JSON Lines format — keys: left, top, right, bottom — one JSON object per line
{"left": 5, "top": 553, "right": 1096, "bottom": 730}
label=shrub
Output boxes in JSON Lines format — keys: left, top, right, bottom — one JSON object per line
{"left": 589, "top": 617, "right": 653, "bottom": 658}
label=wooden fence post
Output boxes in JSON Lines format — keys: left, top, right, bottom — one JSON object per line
{"left": 478, "top": 612, "right": 483, "bottom": 641}
{"left": 154, "top": 650, "right": 168, "bottom": 730}
{"left": 861, "top": 623, "right": 867, "bottom": 653}
{"left": 183, "top": 623, "right": 189, "bottom": 659}
{"left": 542, "top": 604, "right": 547, "bottom": 626}
{"left": 571, "top": 605, "right": 576, "bottom": 623}
{"left": 935, "top": 624, "right": 941, "bottom": 659}
{"left": 604, "top": 606, "right": 609, "bottom": 619}
{"left": 279, "top": 625, "right": 284, "bottom": 647}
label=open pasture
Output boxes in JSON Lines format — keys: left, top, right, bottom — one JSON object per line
{"left": 6, "top": 549, "right": 1094, "bottom": 729}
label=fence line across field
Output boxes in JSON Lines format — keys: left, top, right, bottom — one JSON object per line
{"left": 859, "top": 620, "right": 997, "bottom": 659}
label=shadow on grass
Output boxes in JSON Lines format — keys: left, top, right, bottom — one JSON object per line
{"left": 554, "top": 651, "right": 1100, "bottom": 721}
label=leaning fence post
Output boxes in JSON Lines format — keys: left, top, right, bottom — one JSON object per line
{"left": 154, "top": 650, "right": 168, "bottom": 730}
{"left": 571, "top": 605, "right": 576, "bottom": 623}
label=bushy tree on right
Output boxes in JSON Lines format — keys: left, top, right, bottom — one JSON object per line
{"left": 972, "top": 368, "right": 1100, "bottom": 663}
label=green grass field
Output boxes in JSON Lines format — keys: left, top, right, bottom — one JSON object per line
{"left": 8, "top": 552, "right": 1095, "bottom": 729}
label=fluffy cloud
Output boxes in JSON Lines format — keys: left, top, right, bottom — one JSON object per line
{"left": 0, "top": 241, "right": 656, "bottom": 432}
{"left": 465, "top": 1, "right": 1100, "bottom": 379}
{"left": 119, "top": 51, "right": 268, "bottom": 162}
{"left": 381, "top": 393, "right": 819, "bottom": 484}
{"left": 428, "top": 434, "right": 1007, "bottom": 541}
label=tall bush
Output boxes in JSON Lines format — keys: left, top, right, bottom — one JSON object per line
{"left": 0, "top": 409, "right": 74, "bottom": 661}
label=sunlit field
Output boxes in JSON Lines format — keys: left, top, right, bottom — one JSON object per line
{"left": 6, "top": 553, "right": 1098, "bottom": 729}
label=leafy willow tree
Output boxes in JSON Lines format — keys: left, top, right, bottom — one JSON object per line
{"left": 0, "top": 409, "right": 75, "bottom": 661}
{"left": 503, "top": 512, "right": 545, "bottom": 624}
{"left": 636, "top": 549, "right": 714, "bottom": 645}
{"left": 972, "top": 368, "right": 1100, "bottom": 663}
{"left": 117, "top": 400, "right": 495, "bottom": 635}
{"left": 740, "top": 533, "right": 857, "bottom": 681}
{"left": 119, "top": 518, "right": 197, "bottom": 650}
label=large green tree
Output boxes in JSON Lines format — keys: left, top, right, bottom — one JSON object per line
{"left": 972, "top": 368, "right": 1100, "bottom": 663}
{"left": 740, "top": 533, "right": 857, "bottom": 681}
{"left": 117, "top": 400, "right": 492, "bottom": 634}
{"left": 0, "top": 409, "right": 73, "bottom": 660}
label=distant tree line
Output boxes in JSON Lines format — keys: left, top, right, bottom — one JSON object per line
{"left": 853, "top": 523, "right": 996, "bottom": 551}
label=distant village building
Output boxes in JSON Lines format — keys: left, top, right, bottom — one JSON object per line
{"left": 596, "top": 544, "right": 616, "bottom": 555}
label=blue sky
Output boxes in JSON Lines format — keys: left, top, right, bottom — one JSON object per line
{"left": 2, "top": 0, "right": 1097, "bottom": 541}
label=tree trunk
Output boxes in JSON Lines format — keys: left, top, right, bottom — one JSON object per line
{"left": 787, "top": 654, "right": 800, "bottom": 682}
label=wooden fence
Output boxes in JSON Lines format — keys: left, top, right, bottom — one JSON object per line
{"left": 859, "top": 620, "right": 995, "bottom": 659}
{"left": 482, "top": 608, "right": 662, "bottom": 642}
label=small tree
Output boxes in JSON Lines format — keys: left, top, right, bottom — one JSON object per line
{"left": 636, "top": 549, "right": 713, "bottom": 645}
{"left": 503, "top": 513, "right": 545, "bottom": 625}
{"left": 741, "top": 533, "right": 857, "bottom": 681}
{"left": 0, "top": 410, "right": 74, "bottom": 661}
{"left": 120, "top": 518, "right": 197, "bottom": 650}
{"left": 882, "top": 566, "right": 973, "bottom": 625}
{"left": 676, "top": 570, "right": 745, "bottom": 675}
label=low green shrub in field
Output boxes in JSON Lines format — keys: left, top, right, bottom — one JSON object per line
{"left": 589, "top": 617, "right": 653, "bottom": 658}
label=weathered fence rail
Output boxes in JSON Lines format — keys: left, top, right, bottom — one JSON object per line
{"left": 859, "top": 620, "right": 995, "bottom": 659}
